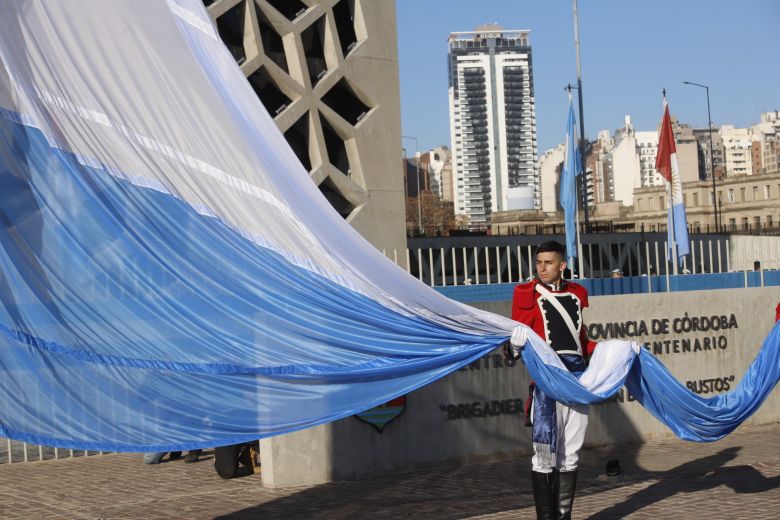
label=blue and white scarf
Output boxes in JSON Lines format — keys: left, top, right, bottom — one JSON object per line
{"left": 532, "top": 354, "right": 587, "bottom": 468}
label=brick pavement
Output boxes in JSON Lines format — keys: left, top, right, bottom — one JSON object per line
{"left": 1, "top": 423, "right": 779, "bottom": 519}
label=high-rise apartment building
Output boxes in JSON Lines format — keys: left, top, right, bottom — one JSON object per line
{"left": 590, "top": 130, "right": 614, "bottom": 204}
{"left": 753, "top": 111, "right": 780, "bottom": 174}
{"left": 720, "top": 125, "right": 754, "bottom": 176}
{"left": 635, "top": 130, "right": 660, "bottom": 187}
{"left": 448, "top": 25, "right": 539, "bottom": 229}
{"left": 692, "top": 128, "right": 725, "bottom": 180}
{"left": 607, "top": 116, "right": 641, "bottom": 206}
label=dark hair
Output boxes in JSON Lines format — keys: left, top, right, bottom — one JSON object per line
{"left": 535, "top": 240, "right": 566, "bottom": 260}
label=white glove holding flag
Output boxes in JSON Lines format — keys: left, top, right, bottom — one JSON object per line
{"left": 503, "top": 325, "right": 528, "bottom": 361}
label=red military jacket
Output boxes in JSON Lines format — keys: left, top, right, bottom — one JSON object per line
{"left": 511, "top": 279, "right": 597, "bottom": 357}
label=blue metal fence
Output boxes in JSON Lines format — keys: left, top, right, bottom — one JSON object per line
{"left": 435, "top": 271, "right": 780, "bottom": 303}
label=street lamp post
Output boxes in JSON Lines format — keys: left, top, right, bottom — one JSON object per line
{"left": 683, "top": 81, "right": 719, "bottom": 233}
{"left": 402, "top": 135, "right": 423, "bottom": 236}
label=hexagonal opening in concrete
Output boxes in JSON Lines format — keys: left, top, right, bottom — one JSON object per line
{"left": 321, "top": 78, "right": 370, "bottom": 125}
{"left": 283, "top": 111, "right": 312, "bottom": 172}
{"left": 300, "top": 15, "right": 328, "bottom": 86}
{"left": 319, "top": 178, "right": 354, "bottom": 218}
{"left": 247, "top": 66, "right": 291, "bottom": 117}
{"left": 320, "top": 115, "right": 349, "bottom": 176}
{"left": 332, "top": 0, "right": 358, "bottom": 57}
{"left": 255, "top": 4, "right": 288, "bottom": 73}
{"left": 264, "top": 0, "right": 308, "bottom": 21}
{"left": 213, "top": 1, "right": 247, "bottom": 64}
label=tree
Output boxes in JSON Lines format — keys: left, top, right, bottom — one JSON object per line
{"left": 405, "top": 191, "right": 457, "bottom": 236}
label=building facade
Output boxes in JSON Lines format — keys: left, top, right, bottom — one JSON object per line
{"left": 202, "top": 0, "right": 406, "bottom": 254}
{"left": 607, "top": 117, "right": 641, "bottom": 206}
{"left": 428, "top": 146, "right": 452, "bottom": 201}
{"left": 493, "top": 171, "right": 780, "bottom": 236}
{"left": 448, "top": 25, "right": 539, "bottom": 229}
{"left": 753, "top": 111, "right": 780, "bottom": 175}
{"left": 670, "top": 117, "right": 701, "bottom": 183}
{"left": 538, "top": 144, "right": 565, "bottom": 213}
{"left": 692, "top": 127, "right": 725, "bottom": 180}
{"left": 589, "top": 130, "right": 614, "bottom": 204}
{"left": 720, "top": 125, "right": 754, "bottom": 177}
{"left": 636, "top": 130, "right": 660, "bottom": 187}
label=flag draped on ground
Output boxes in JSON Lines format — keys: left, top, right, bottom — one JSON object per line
{"left": 0, "top": 1, "right": 777, "bottom": 451}
{"left": 655, "top": 99, "right": 690, "bottom": 264}
{"left": 559, "top": 93, "right": 582, "bottom": 267}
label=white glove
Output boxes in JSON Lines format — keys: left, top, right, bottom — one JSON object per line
{"left": 508, "top": 325, "right": 528, "bottom": 357}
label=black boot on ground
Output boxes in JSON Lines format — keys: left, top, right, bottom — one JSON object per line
{"left": 531, "top": 470, "right": 557, "bottom": 520}
{"left": 557, "top": 470, "right": 578, "bottom": 520}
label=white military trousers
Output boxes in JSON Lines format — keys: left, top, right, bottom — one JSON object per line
{"left": 531, "top": 399, "right": 589, "bottom": 473}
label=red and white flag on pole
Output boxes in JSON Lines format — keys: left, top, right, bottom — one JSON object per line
{"left": 655, "top": 99, "right": 690, "bottom": 263}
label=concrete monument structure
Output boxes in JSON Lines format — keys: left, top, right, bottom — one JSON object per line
{"left": 203, "top": 0, "right": 406, "bottom": 254}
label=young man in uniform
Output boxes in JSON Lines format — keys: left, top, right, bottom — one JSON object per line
{"left": 506, "top": 241, "right": 596, "bottom": 520}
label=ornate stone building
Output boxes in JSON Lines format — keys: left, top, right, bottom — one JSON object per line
{"left": 493, "top": 171, "right": 780, "bottom": 235}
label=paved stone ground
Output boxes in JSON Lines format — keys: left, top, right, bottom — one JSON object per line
{"left": 1, "top": 423, "right": 779, "bottom": 519}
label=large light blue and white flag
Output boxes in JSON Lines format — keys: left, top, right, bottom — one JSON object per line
{"left": 559, "top": 94, "right": 581, "bottom": 267}
{"left": 655, "top": 99, "right": 690, "bottom": 264}
{"left": 0, "top": 0, "right": 777, "bottom": 452}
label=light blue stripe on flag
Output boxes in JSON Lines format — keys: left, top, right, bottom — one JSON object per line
{"left": 559, "top": 99, "right": 581, "bottom": 264}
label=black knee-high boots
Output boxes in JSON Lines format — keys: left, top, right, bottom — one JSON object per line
{"left": 531, "top": 470, "right": 557, "bottom": 520}
{"left": 531, "top": 469, "right": 578, "bottom": 520}
{"left": 557, "top": 470, "right": 578, "bottom": 519}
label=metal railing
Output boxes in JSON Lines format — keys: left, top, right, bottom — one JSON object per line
{"left": 388, "top": 233, "right": 780, "bottom": 287}
{"left": 1, "top": 439, "right": 106, "bottom": 464}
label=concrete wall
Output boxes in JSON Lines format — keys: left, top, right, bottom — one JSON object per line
{"left": 728, "top": 235, "right": 780, "bottom": 270}
{"left": 260, "top": 286, "right": 780, "bottom": 487}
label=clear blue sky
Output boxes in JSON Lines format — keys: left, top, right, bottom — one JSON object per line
{"left": 396, "top": 0, "right": 780, "bottom": 154}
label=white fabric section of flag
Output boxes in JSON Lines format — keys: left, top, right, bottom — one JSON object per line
{"left": 670, "top": 153, "right": 683, "bottom": 205}
{"left": 0, "top": 0, "right": 515, "bottom": 336}
{"left": 523, "top": 331, "right": 640, "bottom": 395}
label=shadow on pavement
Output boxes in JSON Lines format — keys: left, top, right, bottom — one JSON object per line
{"left": 586, "top": 447, "right": 780, "bottom": 519}
{"left": 212, "top": 445, "right": 780, "bottom": 519}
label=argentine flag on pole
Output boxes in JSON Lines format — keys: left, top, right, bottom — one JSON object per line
{"left": 559, "top": 93, "right": 581, "bottom": 268}
{"left": 655, "top": 98, "right": 690, "bottom": 264}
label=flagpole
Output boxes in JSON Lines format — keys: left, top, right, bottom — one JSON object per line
{"left": 663, "top": 90, "right": 678, "bottom": 275}
{"left": 668, "top": 181, "right": 678, "bottom": 275}
{"left": 575, "top": 196, "right": 583, "bottom": 277}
